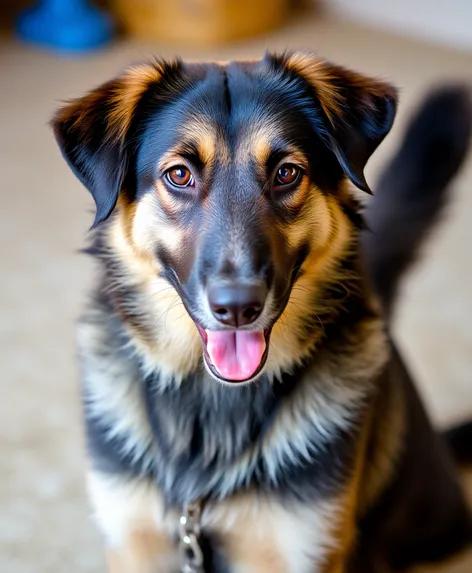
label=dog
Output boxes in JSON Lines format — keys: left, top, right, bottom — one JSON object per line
{"left": 52, "top": 52, "right": 472, "bottom": 572}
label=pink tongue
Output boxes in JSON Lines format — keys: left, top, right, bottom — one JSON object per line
{"left": 205, "top": 330, "right": 266, "bottom": 381}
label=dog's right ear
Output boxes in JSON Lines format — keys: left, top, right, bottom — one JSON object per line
{"left": 268, "top": 51, "right": 397, "bottom": 194}
{"left": 52, "top": 62, "right": 176, "bottom": 227}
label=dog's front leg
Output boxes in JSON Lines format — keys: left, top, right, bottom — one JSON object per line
{"left": 106, "top": 529, "right": 177, "bottom": 573}
{"left": 203, "top": 491, "right": 354, "bottom": 573}
{"left": 87, "top": 471, "right": 180, "bottom": 573}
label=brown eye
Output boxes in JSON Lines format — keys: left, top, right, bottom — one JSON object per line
{"left": 165, "top": 166, "right": 194, "bottom": 188}
{"left": 275, "top": 164, "right": 300, "bottom": 186}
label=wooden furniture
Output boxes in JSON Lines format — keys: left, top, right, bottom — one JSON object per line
{"left": 112, "top": 0, "right": 290, "bottom": 46}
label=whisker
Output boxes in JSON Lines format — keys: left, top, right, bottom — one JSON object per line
{"left": 163, "top": 299, "right": 184, "bottom": 330}
{"left": 154, "top": 296, "right": 180, "bottom": 324}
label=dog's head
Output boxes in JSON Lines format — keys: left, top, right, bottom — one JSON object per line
{"left": 53, "top": 52, "right": 396, "bottom": 385}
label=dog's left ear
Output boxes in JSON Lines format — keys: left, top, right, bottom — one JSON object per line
{"left": 276, "top": 51, "right": 398, "bottom": 193}
{"left": 51, "top": 62, "right": 178, "bottom": 227}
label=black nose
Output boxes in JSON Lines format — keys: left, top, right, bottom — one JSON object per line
{"left": 208, "top": 282, "right": 267, "bottom": 327}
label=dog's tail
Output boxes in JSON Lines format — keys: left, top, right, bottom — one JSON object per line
{"left": 363, "top": 87, "right": 472, "bottom": 466}
{"left": 362, "top": 85, "right": 472, "bottom": 319}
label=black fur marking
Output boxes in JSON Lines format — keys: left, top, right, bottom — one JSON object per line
{"left": 199, "top": 532, "right": 231, "bottom": 573}
{"left": 84, "top": 408, "right": 151, "bottom": 478}
{"left": 223, "top": 69, "right": 231, "bottom": 115}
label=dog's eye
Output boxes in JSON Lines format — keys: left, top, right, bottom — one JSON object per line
{"left": 275, "top": 164, "right": 300, "bottom": 187}
{"left": 165, "top": 166, "right": 194, "bottom": 188}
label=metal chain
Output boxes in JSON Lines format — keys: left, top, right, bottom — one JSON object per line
{"left": 179, "top": 502, "right": 205, "bottom": 573}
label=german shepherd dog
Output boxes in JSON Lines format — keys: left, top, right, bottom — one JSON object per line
{"left": 52, "top": 52, "right": 472, "bottom": 572}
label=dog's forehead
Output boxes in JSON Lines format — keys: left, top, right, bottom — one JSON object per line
{"left": 159, "top": 62, "right": 305, "bottom": 159}
{"left": 137, "top": 59, "right": 317, "bottom": 176}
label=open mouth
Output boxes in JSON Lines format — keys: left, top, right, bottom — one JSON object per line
{"left": 196, "top": 325, "right": 271, "bottom": 383}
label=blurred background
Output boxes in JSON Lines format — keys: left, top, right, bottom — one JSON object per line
{"left": 1, "top": 1, "right": 472, "bottom": 572}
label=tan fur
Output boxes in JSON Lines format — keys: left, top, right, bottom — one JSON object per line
{"left": 107, "top": 198, "right": 202, "bottom": 384}
{"left": 159, "top": 120, "right": 230, "bottom": 167}
{"left": 196, "top": 130, "right": 217, "bottom": 166}
{"left": 183, "top": 118, "right": 227, "bottom": 165}
{"left": 284, "top": 52, "right": 395, "bottom": 126}
{"left": 251, "top": 133, "right": 272, "bottom": 167}
{"left": 209, "top": 493, "right": 344, "bottom": 573}
{"left": 267, "top": 195, "right": 354, "bottom": 380}
{"left": 54, "top": 63, "right": 163, "bottom": 146}
{"left": 278, "top": 183, "right": 331, "bottom": 252}
{"left": 106, "top": 531, "right": 175, "bottom": 573}
{"left": 284, "top": 53, "right": 345, "bottom": 124}
{"left": 89, "top": 470, "right": 347, "bottom": 573}
{"left": 88, "top": 472, "right": 179, "bottom": 573}
{"left": 108, "top": 64, "right": 163, "bottom": 140}
{"left": 235, "top": 125, "right": 279, "bottom": 164}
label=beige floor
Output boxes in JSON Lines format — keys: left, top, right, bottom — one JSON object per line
{"left": 1, "top": 9, "right": 472, "bottom": 573}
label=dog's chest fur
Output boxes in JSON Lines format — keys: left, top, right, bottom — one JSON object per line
{"left": 81, "top": 299, "right": 387, "bottom": 505}
{"left": 88, "top": 469, "right": 349, "bottom": 573}
{"left": 80, "top": 298, "right": 388, "bottom": 571}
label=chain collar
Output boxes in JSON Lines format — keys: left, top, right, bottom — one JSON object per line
{"left": 179, "top": 502, "right": 205, "bottom": 573}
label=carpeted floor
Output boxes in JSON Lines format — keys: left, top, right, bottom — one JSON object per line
{"left": 1, "top": 8, "right": 472, "bottom": 573}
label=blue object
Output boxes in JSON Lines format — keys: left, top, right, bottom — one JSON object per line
{"left": 16, "top": 0, "right": 115, "bottom": 54}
